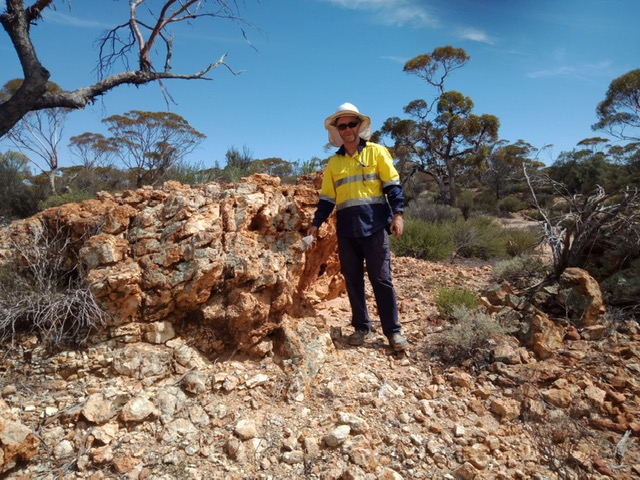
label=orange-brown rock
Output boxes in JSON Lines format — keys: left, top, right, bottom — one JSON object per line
{"left": 0, "top": 174, "right": 344, "bottom": 356}
{"left": 558, "top": 267, "right": 605, "bottom": 327}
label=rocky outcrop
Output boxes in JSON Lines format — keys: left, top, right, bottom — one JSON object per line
{"left": 3, "top": 179, "right": 640, "bottom": 478}
{"left": 1, "top": 174, "right": 343, "bottom": 357}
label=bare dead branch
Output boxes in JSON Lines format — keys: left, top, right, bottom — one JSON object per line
{"left": 524, "top": 165, "right": 640, "bottom": 277}
{"left": 1, "top": 0, "right": 255, "bottom": 136}
{"left": 0, "top": 216, "right": 109, "bottom": 347}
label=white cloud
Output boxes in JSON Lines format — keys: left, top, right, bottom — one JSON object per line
{"left": 42, "top": 10, "right": 110, "bottom": 29}
{"left": 319, "top": 0, "right": 438, "bottom": 28}
{"left": 455, "top": 27, "right": 494, "bottom": 45}
{"left": 380, "top": 55, "right": 409, "bottom": 65}
{"left": 526, "top": 61, "right": 613, "bottom": 80}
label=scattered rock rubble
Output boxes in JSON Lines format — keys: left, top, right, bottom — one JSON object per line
{"left": 1, "top": 176, "right": 639, "bottom": 479}
{"left": 2, "top": 255, "right": 639, "bottom": 479}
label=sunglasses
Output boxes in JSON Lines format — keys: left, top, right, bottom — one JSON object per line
{"left": 336, "top": 120, "right": 360, "bottom": 131}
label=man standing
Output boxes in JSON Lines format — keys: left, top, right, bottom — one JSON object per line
{"left": 307, "top": 102, "right": 409, "bottom": 352}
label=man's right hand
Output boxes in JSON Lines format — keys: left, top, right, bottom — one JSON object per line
{"left": 307, "top": 226, "right": 318, "bottom": 237}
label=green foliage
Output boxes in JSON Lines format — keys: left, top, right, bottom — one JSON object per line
{"left": 482, "top": 140, "right": 540, "bottom": 200}
{"left": 390, "top": 218, "right": 453, "bottom": 260}
{"left": 434, "top": 286, "right": 479, "bottom": 318}
{"left": 39, "top": 190, "right": 94, "bottom": 210}
{"left": 103, "top": 110, "right": 206, "bottom": 188}
{"left": 502, "top": 228, "right": 542, "bottom": 257}
{"left": 456, "top": 189, "right": 474, "bottom": 219}
{"left": 161, "top": 160, "right": 223, "bottom": 186}
{"left": 593, "top": 68, "right": 640, "bottom": 142}
{"left": 472, "top": 188, "right": 499, "bottom": 215}
{"left": 221, "top": 145, "right": 254, "bottom": 182}
{"left": 405, "top": 197, "right": 461, "bottom": 223}
{"left": 392, "top": 211, "right": 542, "bottom": 262}
{"left": 438, "top": 306, "right": 506, "bottom": 363}
{"left": 0, "top": 150, "right": 39, "bottom": 220}
{"left": 492, "top": 255, "right": 549, "bottom": 289}
{"left": 293, "top": 156, "right": 327, "bottom": 176}
{"left": 380, "top": 45, "right": 500, "bottom": 206}
{"left": 68, "top": 132, "right": 118, "bottom": 169}
{"left": 251, "top": 157, "right": 294, "bottom": 178}
{"left": 498, "top": 195, "right": 527, "bottom": 214}
{"left": 60, "top": 165, "right": 133, "bottom": 194}
{"left": 547, "top": 150, "right": 620, "bottom": 194}
{"left": 450, "top": 216, "right": 507, "bottom": 260}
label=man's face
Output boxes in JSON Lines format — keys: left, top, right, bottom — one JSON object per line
{"left": 336, "top": 115, "right": 360, "bottom": 144}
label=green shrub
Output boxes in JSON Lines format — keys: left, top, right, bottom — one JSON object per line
{"left": 0, "top": 151, "right": 41, "bottom": 219}
{"left": 434, "top": 286, "right": 479, "bottom": 318}
{"left": 498, "top": 195, "right": 527, "bottom": 213}
{"left": 390, "top": 218, "right": 454, "bottom": 261}
{"left": 473, "top": 188, "right": 499, "bottom": 215}
{"left": 492, "top": 255, "right": 549, "bottom": 289}
{"left": 502, "top": 228, "right": 543, "bottom": 257}
{"left": 39, "top": 190, "right": 94, "bottom": 210}
{"left": 405, "top": 197, "right": 461, "bottom": 223}
{"left": 457, "top": 190, "right": 474, "bottom": 220}
{"left": 450, "top": 216, "right": 507, "bottom": 260}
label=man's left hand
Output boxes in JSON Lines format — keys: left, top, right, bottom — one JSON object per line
{"left": 390, "top": 214, "right": 403, "bottom": 238}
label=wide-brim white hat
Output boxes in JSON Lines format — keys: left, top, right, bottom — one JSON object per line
{"left": 324, "top": 102, "right": 372, "bottom": 148}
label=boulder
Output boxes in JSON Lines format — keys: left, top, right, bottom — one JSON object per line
{"left": 0, "top": 174, "right": 343, "bottom": 357}
{"left": 558, "top": 267, "right": 605, "bottom": 327}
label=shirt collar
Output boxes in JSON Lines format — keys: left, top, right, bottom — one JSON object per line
{"left": 337, "top": 138, "right": 367, "bottom": 156}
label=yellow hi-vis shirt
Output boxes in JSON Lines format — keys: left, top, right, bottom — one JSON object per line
{"left": 313, "top": 140, "right": 403, "bottom": 237}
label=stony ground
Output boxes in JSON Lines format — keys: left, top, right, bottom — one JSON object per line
{"left": 1, "top": 255, "right": 640, "bottom": 479}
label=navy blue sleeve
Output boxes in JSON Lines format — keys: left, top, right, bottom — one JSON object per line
{"left": 312, "top": 199, "right": 335, "bottom": 227}
{"left": 383, "top": 184, "right": 404, "bottom": 215}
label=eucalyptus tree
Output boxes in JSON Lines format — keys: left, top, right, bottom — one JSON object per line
{"left": 378, "top": 46, "right": 500, "bottom": 206}
{"left": 250, "top": 157, "right": 294, "bottom": 178}
{"left": 103, "top": 110, "right": 205, "bottom": 188}
{"left": 0, "top": 150, "right": 37, "bottom": 219}
{"left": 592, "top": 69, "right": 640, "bottom": 186}
{"left": 0, "top": 0, "right": 255, "bottom": 137}
{"left": 482, "top": 140, "right": 543, "bottom": 200}
{"left": 68, "top": 132, "right": 119, "bottom": 170}
{"left": 1, "top": 79, "right": 69, "bottom": 194}
{"left": 593, "top": 69, "right": 640, "bottom": 143}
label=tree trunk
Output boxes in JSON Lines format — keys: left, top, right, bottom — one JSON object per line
{"left": 47, "top": 168, "right": 57, "bottom": 195}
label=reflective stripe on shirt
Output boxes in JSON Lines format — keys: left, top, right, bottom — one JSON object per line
{"left": 336, "top": 195, "right": 387, "bottom": 211}
{"left": 335, "top": 173, "right": 381, "bottom": 188}
{"left": 319, "top": 194, "right": 336, "bottom": 204}
{"left": 382, "top": 179, "right": 401, "bottom": 188}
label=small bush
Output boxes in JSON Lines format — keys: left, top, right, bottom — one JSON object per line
{"left": 0, "top": 220, "right": 108, "bottom": 348}
{"left": 434, "top": 286, "right": 479, "bottom": 318}
{"left": 502, "top": 228, "right": 543, "bottom": 257}
{"left": 457, "top": 190, "right": 474, "bottom": 220}
{"left": 498, "top": 195, "right": 527, "bottom": 214}
{"left": 438, "top": 306, "right": 506, "bottom": 363}
{"left": 405, "top": 197, "right": 461, "bottom": 223}
{"left": 390, "top": 218, "right": 454, "bottom": 261}
{"left": 492, "top": 255, "right": 549, "bottom": 289}
{"left": 450, "top": 216, "right": 507, "bottom": 260}
{"left": 473, "top": 188, "right": 499, "bottom": 215}
{"left": 39, "top": 190, "right": 94, "bottom": 210}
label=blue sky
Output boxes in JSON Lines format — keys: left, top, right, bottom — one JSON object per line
{"left": 1, "top": 0, "right": 639, "bottom": 169}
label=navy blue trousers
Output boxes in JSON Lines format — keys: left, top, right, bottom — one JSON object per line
{"left": 337, "top": 228, "right": 401, "bottom": 338}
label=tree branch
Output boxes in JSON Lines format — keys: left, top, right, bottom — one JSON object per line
{"left": 34, "top": 54, "right": 233, "bottom": 111}
{"left": 1, "top": 0, "right": 253, "bottom": 137}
